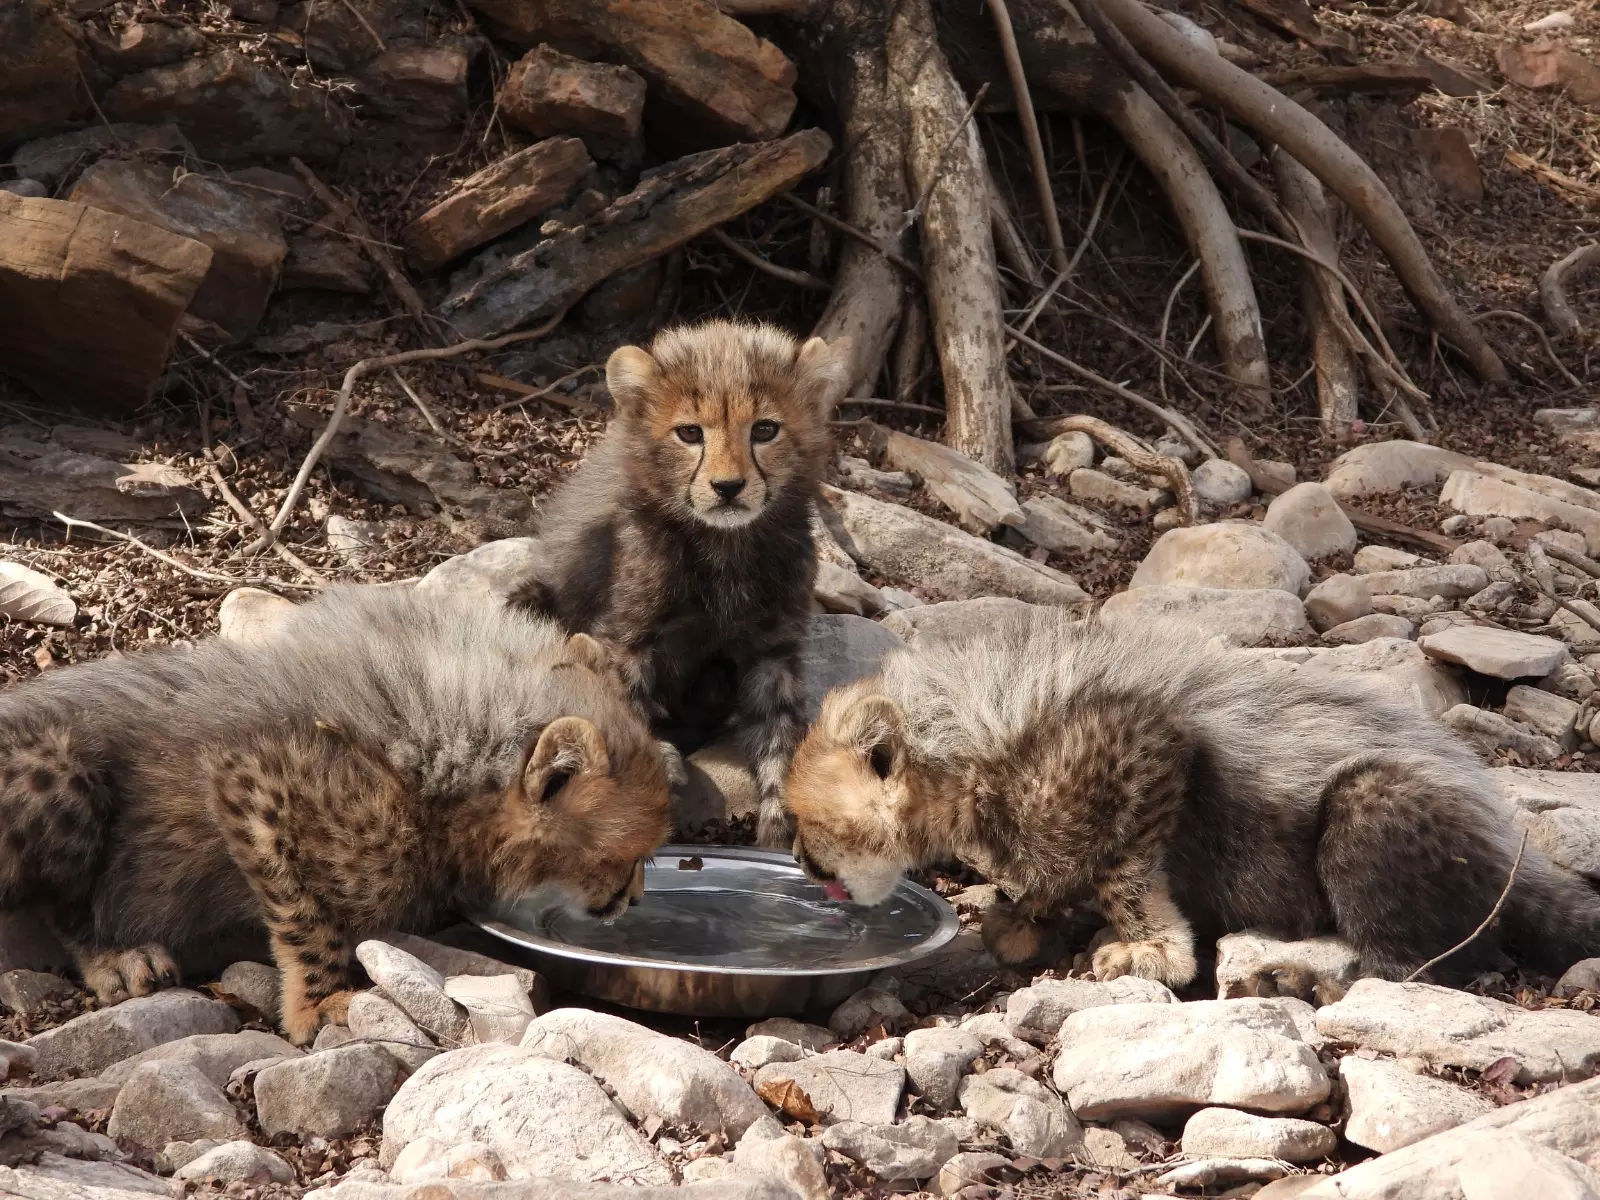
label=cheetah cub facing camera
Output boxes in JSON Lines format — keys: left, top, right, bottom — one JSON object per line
{"left": 787, "top": 610, "right": 1600, "bottom": 992}
{"left": 0, "top": 587, "right": 670, "bottom": 1043}
{"left": 513, "top": 319, "right": 849, "bottom": 847}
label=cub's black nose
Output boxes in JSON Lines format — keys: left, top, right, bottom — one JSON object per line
{"left": 711, "top": 479, "right": 747, "bottom": 501}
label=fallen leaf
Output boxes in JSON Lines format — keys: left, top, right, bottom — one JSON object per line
{"left": 0, "top": 562, "right": 76, "bottom": 628}
{"left": 1483, "top": 1055, "right": 1522, "bottom": 1084}
{"left": 677, "top": 856, "right": 704, "bottom": 871}
{"left": 756, "top": 1078, "right": 820, "bottom": 1124}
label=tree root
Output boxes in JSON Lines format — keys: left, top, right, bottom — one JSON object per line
{"left": 1540, "top": 242, "right": 1600, "bottom": 338}
{"left": 1050, "top": 414, "right": 1198, "bottom": 524}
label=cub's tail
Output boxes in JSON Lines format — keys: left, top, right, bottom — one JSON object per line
{"left": 1503, "top": 849, "right": 1600, "bottom": 978}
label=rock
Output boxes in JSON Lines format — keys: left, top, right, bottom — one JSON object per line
{"left": 0, "top": 192, "right": 213, "bottom": 412}
{"left": 879, "top": 430, "right": 1024, "bottom": 534}
{"left": 522, "top": 1009, "right": 766, "bottom": 1139}
{"left": 1443, "top": 703, "right": 1562, "bottom": 760}
{"left": 255, "top": 1044, "right": 401, "bottom": 1138}
{"left": 26, "top": 992, "right": 238, "bottom": 1081}
{"left": 356, "top": 941, "right": 469, "bottom": 1044}
{"left": 902, "top": 1028, "right": 981, "bottom": 1110}
{"left": 415, "top": 540, "right": 544, "bottom": 608}
{"left": 1215, "top": 931, "right": 1362, "bottom": 1004}
{"left": 1452, "top": 538, "right": 1512, "bottom": 574}
{"left": 957, "top": 1013, "right": 1035, "bottom": 1062}
{"left": 1293, "top": 1076, "right": 1600, "bottom": 1198}
{"left": 1540, "top": 661, "right": 1597, "bottom": 703}
{"left": 1504, "top": 684, "right": 1581, "bottom": 746}
{"left": 1132, "top": 522, "right": 1310, "bottom": 594}
{"left": 1181, "top": 1107, "right": 1336, "bottom": 1162}
{"left": 1324, "top": 441, "right": 1475, "bottom": 500}
{"left": 800, "top": 615, "right": 903, "bottom": 722}
{"left": 830, "top": 988, "right": 912, "bottom": 1040}
{"left": 174, "top": 1142, "right": 294, "bottom": 1185}
{"left": 106, "top": 1061, "right": 243, "bottom": 1149}
{"left": 936, "top": 1151, "right": 1009, "bottom": 1197}
{"left": 1495, "top": 768, "right": 1600, "bottom": 878}
{"left": 673, "top": 737, "right": 758, "bottom": 826}
{"left": 1323, "top": 613, "right": 1415, "bottom": 644}
{"left": 217, "top": 962, "right": 280, "bottom": 1022}
{"left": 0, "top": 1156, "right": 182, "bottom": 1200}
{"left": 463, "top": 0, "right": 796, "bottom": 150}
{"left": 1068, "top": 467, "right": 1168, "bottom": 513}
{"left": 1100, "top": 586, "right": 1313, "bottom": 647}
{"left": 11, "top": 125, "right": 194, "bottom": 190}
{"left": 1193, "top": 459, "right": 1254, "bottom": 506}
{"left": 752, "top": 1050, "right": 904, "bottom": 1126}
{"left": 1420, "top": 625, "right": 1569, "bottom": 679}
{"left": 282, "top": 235, "right": 372, "bottom": 293}
{"left": 1498, "top": 39, "right": 1600, "bottom": 105}
{"left": 958, "top": 1067, "right": 1083, "bottom": 1157}
{"left": 836, "top": 455, "right": 917, "bottom": 499}
{"left": 818, "top": 485, "right": 1088, "bottom": 607}
{"left": 813, "top": 560, "right": 887, "bottom": 617}
{"left": 497, "top": 47, "right": 645, "bottom": 161}
{"left": 99, "top": 1030, "right": 302, "bottom": 1090}
{"left": 1319, "top": 979, "right": 1600, "bottom": 1083}
{"left": 104, "top": 51, "right": 350, "bottom": 163}
{"left": 1051, "top": 998, "right": 1330, "bottom": 1120}
{"left": 401, "top": 140, "right": 593, "bottom": 272}
{"left": 389, "top": 1136, "right": 508, "bottom": 1184}
{"left": 1012, "top": 494, "right": 1118, "bottom": 554}
{"left": 347, "top": 992, "right": 438, "bottom": 1072}
{"left": 1263, "top": 483, "right": 1357, "bottom": 560}
{"left": 88, "top": 21, "right": 206, "bottom": 75}
{"left": 1357, "top": 564, "right": 1489, "bottom": 600}
{"left": 865, "top": 1037, "right": 903, "bottom": 1061}
{"left": 1557, "top": 959, "right": 1600, "bottom": 997}
{"left": 381, "top": 1043, "right": 667, "bottom": 1182}
{"left": 1157, "top": 1158, "right": 1291, "bottom": 1189}
{"left": 745, "top": 1019, "right": 835, "bottom": 1051}
{"left": 1292, "top": 637, "right": 1468, "bottom": 719}
{"left": 0, "top": 1, "right": 92, "bottom": 146}
{"left": 821, "top": 1116, "right": 956, "bottom": 1181}
{"left": 304, "top": 1181, "right": 800, "bottom": 1200}
{"left": 879, "top": 597, "right": 1045, "bottom": 646}
{"left": 356, "top": 45, "right": 471, "bottom": 129}
{"left": 1354, "top": 546, "right": 1423, "bottom": 573}
{"left": 729, "top": 1037, "right": 802, "bottom": 1071}
{"left": 1443, "top": 470, "right": 1600, "bottom": 555}
{"left": 0, "top": 181, "right": 48, "bottom": 199}
{"left": 443, "top": 976, "right": 534, "bottom": 1046}
{"left": 1042, "top": 432, "right": 1095, "bottom": 476}
{"left": 1005, "top": 975, "right": 1176, "bottom": 1044}
{"left": 1339, "top": 1054, "right": 1494, "bottom": 1153}
{"left": 0, "top": 971, "right": 75, "bottom": 1017}
{"left": 1416, "top": 124, "right": 1484, "bottom": 204}
{"left": 217, "top": 587, "right": 296, "bottom": 646}
{"left": 1304, "top": 574, "right": 1373, "bottom": 631}
{"left": 732, "top": 1127, "right": 828, "bottom": 1200}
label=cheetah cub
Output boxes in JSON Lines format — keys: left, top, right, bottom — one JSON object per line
{"left": 787, "top": 609, "right": 1600, "bottom": 991}
{"left": 513, "top": 319, "right": 849, "bottom": 847}
{"left": 0, "top": 586, "right": 670, "bottom": 1043}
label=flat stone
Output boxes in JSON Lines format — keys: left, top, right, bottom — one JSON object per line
{"left": 958, "top": 1067, "right": 1083, "bottom": 1158}
{"left": 1340, "top": 1054, "right": 1494, "bottom": 1153}
{"left": 1263, "top": 483, "right": 1357, "bottom": 560}
{"left": 753, "top": 1050, "right": 904, "bottom": 1126}
{"left": 830, "top": 987, "right": 912, "bottom": 1040}
{"left": 1051, "top": 998, "right": 1330, "bottom": 1120}
{"left": 305, "top": 1180, "right": 795, "bottom": 1200}
{"left": 499, "top": 45, "right": 645, "bottom": 159}
{"left": 1324, "top": 441, "right": 1475, "bottom": 500}
{"left": 1157, "top": 1158, "right": 1292, "bottom": 1189}
{"left": 217, "top": 962, "right": 280, "bottom": 1023}
{"left": 1291, "top": 637, "right": 1468, "bottom": 720}
{"left": 1069, "top": 467, "right": 1168, "bottom": 513}
{"left": 11, "top": 124, "right": 194, "bottom": 190}
{"left": 1444, "top": 703, "right": 1563, "bottom": 761}
{"left": 1494, "top": 768, "right": 1600, "bottom": 879}
{"left": 1354, "top": 546, "right": 1423, "bottom": 573}
{"left": 1318, "top": 979, "right": 1600, "bottom": 1083}
{"left": 1101, "top": 585, "right": 1312, "bottom": 647}
{"left": 443, "top": 975, "right": 534, "bottom": 1046}
{"left": 255, "top": 1044, "right": 401, "bottom": 1138}
{"left": 1013, "top": 494, "right": 1118, "bottom": 554}
{"left": 174, "top": 1141, "right": 294, "bottom": 1185}
{"left": 26, "top": 992, "right": 239, "bottom": 1080}
{"left": 1214, "top": 931, "right": 1362, "bottom": 1004}
{"left": 100, "top": 1031, "right": 302, "bottom": 1090}
{"left": 1005, "top": 976, "right": 1176, "bottom": 1044}
{"left": 381, "top": 1043, "right": 668, "bottom": 1183}
{"left": 936, "top": 1151, "right": 1010, "bottom": 1197}
{"left": 879, "top": 430, "right": 1024, "bottom": 535}
{"left": 813, "top": 560, "right": 886, "bottom": 617}
{"left": 1181, "top": 1107, "right": 1336, "bottom": 1162}
{"left": 0, "top": 1156, "right": 181, "bottom": 1200}
{"left": 383, "top": 932, "right": 544, "bottom": 1003}
{"left": 879, "top": 597, "right": 1047, "bottom": 647}
{"left": 522, "top": 1008, "right": 766, "bottom": 1139}
{"left": 1323, "top": 613, "right": 1415, "bottom": 644}
{"left": 415, "top": 538, "right": 546, "bottom": 607}
{"left": 819, "top": 1119, "right": 944, "bottom": 1182}
{"left": 729, "top": 1037, "right": 803, "bottom": 1071}
{"left": 1358, "top": 564, "right": 1489, "bottom": 600}
{"left": 106, "top": 1061, "right": 243, "bottom": 1149}
{"left": 745, "top": 1019, "right": 835, "bottom": 1051}
{"left": 282, "top": 235, "right": 371, "bottom": 293}
{"left": 1042, "top": 432, "right": 1095, "bottom": 476}
{"left": 217, "top": 587, "right": 297, "bottom": 646}
{"left": 1132, "top": 521, "right": 1310, "bottom": 594}
{"left": 800, "top": 615, "right": 904, "bottom": 723}
{"left": 0, "top": 971, "right": 75, "bottom": 1017}
{"left": 347, "top": 992, "right": 438, "bottom": 1072}
{"left": 1505, "top": 684, "right": 1581, "bottom": 746}
{"left": 1420, "top": 625, "right": 1570, "bottom": 679}
{"left": 902, "top": 1028, "right": 981, "bottom": 1110}
{"left": 1304, "top": 574, "right": 1373, "bottom": 631}
{"left": 356, "top": 941, "right": 469, "bottom": 1044}
{"left": 732, "top": 1127, "right": 828, "bottom": 1200}
{"left": 1193, "top": 459, "right": 1254, "bottom": 506}
{"left": 1443, "top": 470, "right": 1600, "bottom": 555}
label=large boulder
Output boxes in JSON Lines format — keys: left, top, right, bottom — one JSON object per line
{"left": 1100, "top": 585, "right": 1312, "bottom": 647}
{"left": 0, "top": 1, "right": 92, "bottom": 146}
{"left": 1323, "top": 440, "right": 1474, "bottom": 500}
{"left": 1130, "top": 522, "right": 1311, "bottom": 595}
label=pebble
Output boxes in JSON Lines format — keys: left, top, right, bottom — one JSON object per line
{"left": 521, "top": 1008, "right": 767, "bottom": 1140}
{"left": 356, "top": 941, "right": 469, "bottom": 1044}
{"left": 105, "top": 1060, "right": 244, "bottom": 1148}
{"left": 1322, "top": 613, "right": 1415, "bottom": 644}
{"left": 744, "top": 1018, "right": 835, "bottom": 1051}
{"left": 217, "top": 962, "right": 281, "bottom": 1023}
{"left": 901, "top": 1027, "right": 982, "bottom": 1110}
{"left": 1316, "top": 979, "right": 1600, "bottom": 1083}
{"left": 1005, "top": 975, "right": 1176, "bottom": 1044}
{"left": 958, "top": 1066, "right": 1083, "bottom": 1158}
{"left": 1353, "top": 546, "right": 1423, "bottom": 573}
{"left": 1131, "top": 521, "right": 1310, "bottom": 594}
{"left": 729, "top": 1036, "right": 803, "bottom": 1071}
{"left": 347, "top": 991, "right": 438, "bottom": 1072}
{"left": 1041, "top": 431, "right": 1095, "bottom": 476}
{"left": 255, "top": 1043, "right": 402, "bottom": 1138}
{"left": 1100, "top": 585, "right": 1312, "bottom": 647}
{"left": 752, "top": 1050, "right": 904, "bottom": 1126}
{"left": 25, "top": 991, "right": 240, "bottom": 1080}
{"left": 1303, "top": 574, "right": 1372, "bottom": 631}
{"left": 1339, "top": 1055, "right": 1494, "bottom": 1153}
{"left": 443, "top": 974, "right": 535, "bottom": 1046}
{"left": 1181, "top": 1107, "right": 1336, "bottom": 1162}
{"left": 174, "top": 1141, "right": 295, "bottom": 1184}
{"left": 829, "top": 986, "right": 912, "bottom": 1039}
{"left": 936, "top": 1151, "right": 1010, "bottom": 1197}
{"left": 1263, "top": 482, "right": 1357, "bottom": 559}
{"left": 1192, "top": 459, "right": 1253, "bottom": 506}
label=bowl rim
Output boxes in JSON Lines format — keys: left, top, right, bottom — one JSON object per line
{"left": 470, "top": 843, "right": 961, "bottom": 978}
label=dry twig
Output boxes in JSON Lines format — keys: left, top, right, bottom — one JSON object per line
{"left": 54, "top": 512, "right": 319, "bottom": 591}
{"left": 1540, "top": 243, "right": 1600, "bottom": 337}
{"left": 782, "top": 193, "right": 923, "bottom": 281}
{"left": 708, "top": 228, "right": 831, "bottom": 292}
{"left": 986, "top": 0, "right": 1068, "bottom": 274}
{"left": 1475, "top": 309, "right": 1583, "bottom": 389}
{"left": 1402, "top": 831, "right": 1527, "bottom": 983}
{"left": 205, "top": 463, "right": 325, "bottom": 582}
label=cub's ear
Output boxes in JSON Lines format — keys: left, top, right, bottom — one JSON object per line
{"left": 525, "top": 716, "right": 610, "bottom": 804}
{"left": 606, "top": 345, "right": 658, "bottom": 415}
{"left": 794, "top": 335, "right": 852, "bottom": 411}
{"left": 562, "top": 632, "right": 612, "bottom": 676}
{"left": 827, "top": 691, "right": 905, "bottom": 782}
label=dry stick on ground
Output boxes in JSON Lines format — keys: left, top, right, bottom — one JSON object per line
{"left": 987, "top": 0, "right": 1069, "bottom": 274}
{"left": 1475, "top": 309, "right": 1584, "bottom": 390}
{"left": 1402, "top": 831, "right": 1527, "bottom": 984}
{"left": 483, "top": 364, "right": 601, "bottom": 414}
{"left": 205, "top": 463, "right": 326, "bottom": 582}
{"left": 1045, "top": 414, "right": 1198, "bottom": 524}
{"left": 1224, "top": 437, "right": 1460, "bottom": 555}
{"left": 245, "top": 312, "right": 568, "bottom": 555}
{"left": 782, "top": 194, "right": 922, "bottom": 280}
{"left": 1517, "top": 560, "right": 1600, "bottom": 638}
{"left": 836, "top": 396, "right": 950, "bottom": 415}
{"left": 1540, "top": 541, "right": 1600, "bottom": 580}
{"left": 54, "top": 512, "right": 321, "bottom": 591}
{"left": 1013, "top": 158, "right": 1122, "bottom": 340}
{"left": 708, "top": 228, "right": 831, "bottom": 292}
{"left": 1540, "top": 243, "right": 1600, "bottom": 337}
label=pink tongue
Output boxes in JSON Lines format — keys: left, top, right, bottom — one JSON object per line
{"left": 823, "top": 880, "right": 851, "bottom": 902}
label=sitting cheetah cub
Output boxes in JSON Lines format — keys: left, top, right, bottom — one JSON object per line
{"left": 0, "top": 586, "right": 670, "bottom": 1043}
{"left": 513, "top": 319, "right": 848, "bottom": 847}
{"left": 787, "top": 609, "right": 1600, "bottom": 990}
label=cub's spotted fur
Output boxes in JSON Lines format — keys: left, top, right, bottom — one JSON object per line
{"left": 787, "top": 610, "right": 1600, "bottom": 991}
{"left": 0, "top": 587, "right": 670, "bottom": 1043}
{"left": 513, "top": 320, "right": 848, "bottom": 846}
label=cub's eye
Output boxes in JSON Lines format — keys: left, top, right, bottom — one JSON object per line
{"left": 751, "top": 419, "right": 781, "bottom": 444}
{"left": 540, "top": 769, "right": 572, "bottom": 803}
{"left": 674, "top": 424, "right": 704, "bottom": 445}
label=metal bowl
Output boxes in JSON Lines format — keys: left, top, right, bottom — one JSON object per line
{"left": 471, "top": 845, "right": 959, "bottom": 1018}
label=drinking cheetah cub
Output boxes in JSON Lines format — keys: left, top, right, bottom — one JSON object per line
{"left": 512, "top": 319, "right": 849, "bottom": 847}
{"left": 786, "top": 609, "right": 1600, "bottom": 990}
{"left": 0, "top": 586, "right": 670, "bottom": 1043}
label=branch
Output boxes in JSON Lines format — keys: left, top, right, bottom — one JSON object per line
{"left": 783, "top": 193, "right": 923, "bottom": 281}
{"left": 1540, "top": 242, "right": 1600, "bottom": 337}
{"left": 55, "top": 512, "right": 320, "bottom": 591}
{"left": 1048, "top": 414, "right": 1198, "bottom": 524}
{"left": 899, "top": 82, "right": 991, "bottom": 236}
{"left": 987, "top": 0, "right": 1069, "bottom": 274}
{"left": 1475, "top": 309, "right": 1582, "bottom": 389}
{"left": 708, "top": 227, "right": 831, "bottom": 292}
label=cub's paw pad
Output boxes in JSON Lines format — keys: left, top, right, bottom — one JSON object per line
{"left": 81, "top": 945, "right": 179, "bottom": 1004}
{"left": 982, "top": 906, "right": 1047, "bottom": 965}
{"left": 1093, "top": 939, "right": 1194, "bottom": 987}
{"left": 1224, "top": 964, "right": 1345, "bottom": 1006}
{"left": 315, "top": 990, "right": 359, "bottom": 1027}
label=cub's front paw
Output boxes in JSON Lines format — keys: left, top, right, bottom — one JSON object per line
{"left": 1224, "top": 963, "right": 1346, "bottom": 1006}
{"left": 281, "top": 988, "right": 359, "bottom": 1047}
{"left": 981, "top": 905, "right": 1048, "bottom": 965}
{"left": 78, "top": 945, "right": 180, "bottom": 1005}
{"left": 1092, "top": 938, "right": 1198, "bottom": 987}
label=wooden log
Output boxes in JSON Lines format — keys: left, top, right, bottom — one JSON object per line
{"left": 868, "top": 423, "right": 1026, "bottom": 533}
{"left": 438, "top": 130, "right": 832, "bottom": 339}
{"left": 1254, "top": 63, "right": 1434, "bottom": 96}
